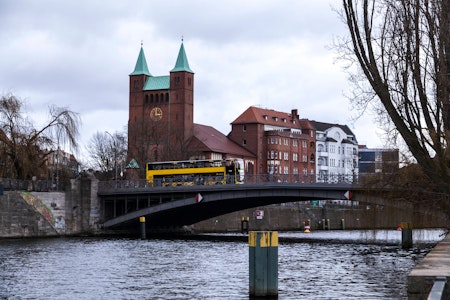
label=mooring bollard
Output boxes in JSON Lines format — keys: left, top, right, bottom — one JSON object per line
{"left": 140, "top": 216, "right": 146, "bottom": 239}
{"left": 401, "top": 222, "right": 413, "bottom": 249}
{"left": 241, "top": 217, "right": 249, "bottom": 234}
{"left": 249, "top": 231, "right": 278, "bottom": 297}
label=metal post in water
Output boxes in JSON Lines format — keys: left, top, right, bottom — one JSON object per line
{"left": 401, "top": 222, "right": 413, "bottom": 249}
{"left": 249, "top": 231, "right": 278, "bottom": 297}
{"left": 140, "top": 216, "right": 146, "bottom": 239}
{"left": 341, "top": 219, "right": 345, "bottom": 230}
{"left": 241, "top": 217, "right": 249, "bottom": 234}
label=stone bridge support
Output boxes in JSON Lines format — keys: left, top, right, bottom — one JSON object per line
{"left": 0, "top": 174, "right": 101, "bottom": 238}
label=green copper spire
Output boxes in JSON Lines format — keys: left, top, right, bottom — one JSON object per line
{"left": 171, "top": 42, "right": 193, "bottom": 73}
{"left": 130, "top": 46, "right": 152, "bottom": 76}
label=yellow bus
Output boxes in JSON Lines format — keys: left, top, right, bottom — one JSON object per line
{"left": 146, "top": 159, "right": 244, "bottom": 187}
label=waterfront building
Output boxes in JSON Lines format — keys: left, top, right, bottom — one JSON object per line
{"left": 228, "top": 106, "right": 316, "bottom": 181}
{"left": 310, "top": 121, "right": 359, "bottom": 183}
{"left": 358, "top": 146, "right": 399, "bottom": 177}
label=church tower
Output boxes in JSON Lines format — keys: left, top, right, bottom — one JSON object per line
{"left": 128, "top": 46, "right": 151, "bottom": 167}
{"left": 169, "top": 42, "right": 195, "bottom": 151}
{"left": 126, "top": 42, "right": 195, "bottom": 177}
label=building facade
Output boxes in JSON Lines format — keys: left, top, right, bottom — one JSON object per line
{"left": 310, "top": 121, "right": 359, "bottom": 182}
{"left": 228, "top": 106, "right": 316, "bottom": 181}
{"left": 358, "top": 146, "right": 399, "bottom": 177}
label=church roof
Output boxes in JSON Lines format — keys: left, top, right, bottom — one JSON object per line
{"left": 130, "top": 47, "right": 152, "bottom": 76}
{"left": 171, "top": 43, "right": 193, "bottom": 73}
{"left": 143, "top": 76, "right": 170, "bottom": 90}
{"left": 231, "top": 106, "right": 303, "bottom": 129}
{"left": 190, "top": 124, "right": 254, "bottom": 157}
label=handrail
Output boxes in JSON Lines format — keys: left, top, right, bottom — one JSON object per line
{"left": 427, "top": 276, "right": 447, "bottom": 300}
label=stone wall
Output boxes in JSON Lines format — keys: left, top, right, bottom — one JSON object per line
{"left": 0, "top": 192, "right": 58, "bottom": 237}
{"left": 0, "top": 175, "right": 101, "bottom": 238}
{"left": 190, "top": 201, "right": 448, "bottom": 233}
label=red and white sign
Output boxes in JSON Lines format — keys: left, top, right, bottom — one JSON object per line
{"left": 255, "top": 210, "right": 264, "bottom": 220}
{"left": 195, "top": 193, "right": 203, "bottom": 203}
{"left": 344, "top": 190, "right": 353, "bottom": 200}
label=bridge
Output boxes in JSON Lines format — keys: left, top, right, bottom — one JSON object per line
{"left": 98, "top": 179, "right": 357, "bottom": 231}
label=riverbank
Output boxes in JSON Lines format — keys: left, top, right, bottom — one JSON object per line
{"left": 408, "top": 233, "right": 450, "bottom": 299}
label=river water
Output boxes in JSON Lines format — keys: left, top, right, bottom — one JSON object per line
{"left": 0, "top": 229, "right": 446, "bottom": 300}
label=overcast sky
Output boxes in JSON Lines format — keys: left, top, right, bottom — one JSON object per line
{"left": 0, "top": 0, "right": 385, "bottom": 161}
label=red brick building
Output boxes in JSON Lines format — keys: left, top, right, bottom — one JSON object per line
{"left": 228, "top": 106, "right": 316, "bottom": 181}
{"left": 126, "top": 43, "right": 253, "bottom": 178}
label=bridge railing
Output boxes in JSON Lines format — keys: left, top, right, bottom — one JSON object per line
{"left": 98, "top": 173, "right": 357, "bottom": 192}
{"left": 0, "top": 178, "right": 65, "bottom": 192}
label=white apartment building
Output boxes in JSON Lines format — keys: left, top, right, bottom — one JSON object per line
{"left": 310, "top": 121, "right": 359, "bottom": 183}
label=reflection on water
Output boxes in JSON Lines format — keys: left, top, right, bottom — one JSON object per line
{"left": 0, "top": 229, "right": 445, "bottom": 299}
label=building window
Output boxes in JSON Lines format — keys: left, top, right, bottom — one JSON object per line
{"left": 243, "top": 139, "right": 247, "bottom": 146}
{"left": 243, "top": 124, "right": 246, "bottom": 132}
{"left": 293, "top": 153, "right": 298, "bottom": 161}
{"left": 293, "top": 167, "right": 299, "bottom": 174}
{"left": 284, "top": 166, "right": 289, "bottom": 174}
{"left": 302, "top": 141, "right": 307, "bottom": 148}
{"left": 302, "top": 155, "right": 307, "bottom": 162}
{"left": 293, "top": 140, "right": 298, "bottom": 147}
{"left": 284, "top": 139, "right": 289, "bottom": 146}
{"left": 284, "top": 152, "right": 289, "bottom": 161}
{"left": 270, "top": 151, "right": 274, "bottom": 159}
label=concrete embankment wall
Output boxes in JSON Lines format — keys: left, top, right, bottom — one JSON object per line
{"left": 0, "top": 176, "right": 101, "bottom": 238}
{"left": 408, "top": 234, "right": 450, "bottom": 299}
{"left": 0, "top": 191, "right": 59, "bottom": 237}
{"left": 191, "top": 202, "right": 448, "bottom": 233}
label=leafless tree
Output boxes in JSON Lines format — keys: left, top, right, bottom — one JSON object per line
{"left": 0, "top": 94, "right": 81, "bottom": 179}
{"left": 87, "top": 131, "right": 127, "bottom": 179}
{"left": 338, "top": 0, "right": 450, "bottom": 192}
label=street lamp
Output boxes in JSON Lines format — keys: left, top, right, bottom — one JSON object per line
{"left": 105, "top": 131, "right": 118, "bottom": 181}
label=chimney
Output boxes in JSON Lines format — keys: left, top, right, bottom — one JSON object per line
{"left": 291, "top": 109, "right": 299, "bottom": 119}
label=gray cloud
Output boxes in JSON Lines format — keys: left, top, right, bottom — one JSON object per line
{"left": 0, "top": 0, "right": 381, "bottom": 161}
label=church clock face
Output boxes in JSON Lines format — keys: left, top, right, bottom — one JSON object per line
{"left": 150, "top": 107, "right": 162, "bottom": 121}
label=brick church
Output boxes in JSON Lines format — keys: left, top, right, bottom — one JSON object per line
{"left": 126, "top": 42, "right": 254, "bottom": 179}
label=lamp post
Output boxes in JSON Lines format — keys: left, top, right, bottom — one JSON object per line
{"left": 105, "top": 131, "right": 118, "bottom": 181}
